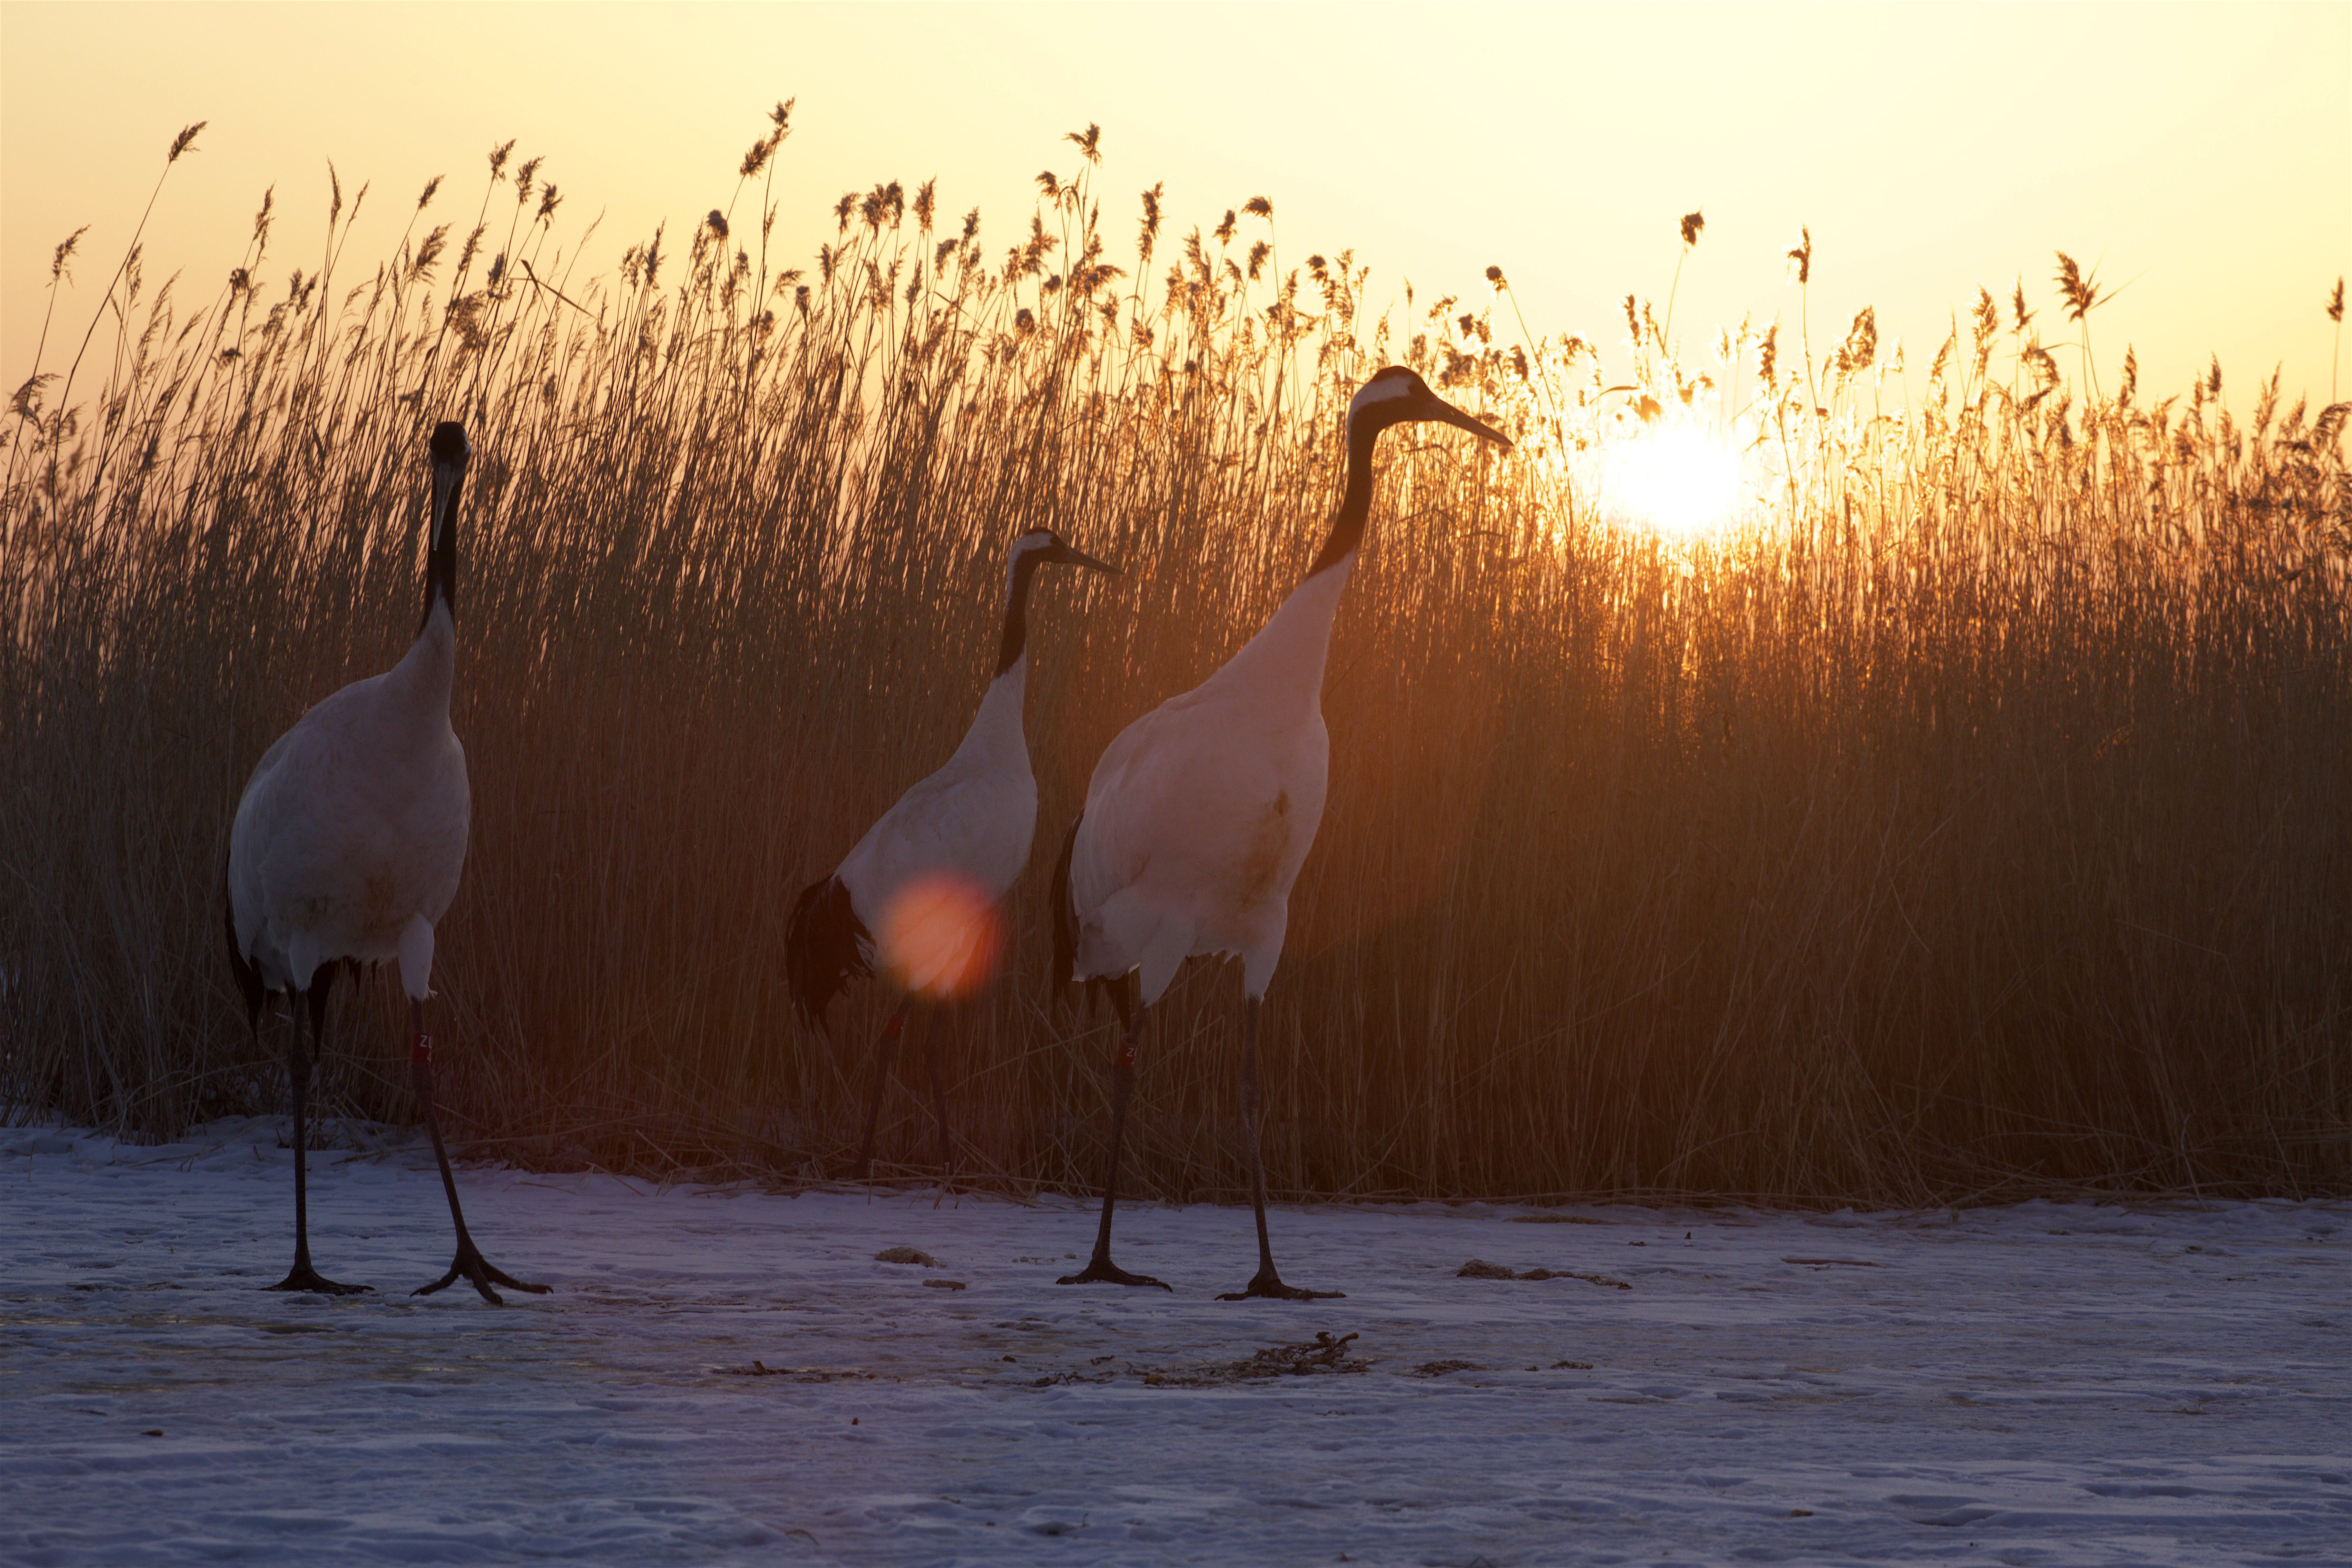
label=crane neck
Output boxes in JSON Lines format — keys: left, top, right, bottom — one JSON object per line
{"left": 1304, "top": 415, "right": 1381, "bottom": 579}
{"left": 955, "top": 651, "right": 1031, "bottom": 774}
{"left": 995, "top": 546, "right": 1050, "bottom": 677}
{"left": 933, "top": 546, "right": 1050, "bottom": 778}
{"left": 419, "top": 475, "right": 460, "bottom": 634}
{"left": 1194, "top": 412, "right": 1376, "bottom": 714}
{"left": 392, "top": 595, "right": 457, "bottom": 717}
{"left": 392, "top": 459, "right": 461, "bottom": 720}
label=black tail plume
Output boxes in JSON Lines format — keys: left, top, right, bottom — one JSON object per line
{"left": 786, "top": 875, "right": 871, "bottom": 1034}
{"left": 1050, "top": 813, "right": 1081, "bottom": 1008}
{"left": 222, "top": 866, "right": 265, "bottom": 1035}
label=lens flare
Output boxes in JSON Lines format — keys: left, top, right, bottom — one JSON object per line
{"left": 1604, "top": 422, "right": 1741, "bottom": 541}
{"left": 878, "top": 873, "right": 1001, "bottom": 1000}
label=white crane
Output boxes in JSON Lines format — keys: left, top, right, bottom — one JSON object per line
{"left": 1052, "top": 366, "right": 1509, "bottom": 1298}
{"left": 225, "top": 419, "right": 544, "bottom": 1304}
{"left": 788, "top": 528, "right": 1116, "bottom": 1179}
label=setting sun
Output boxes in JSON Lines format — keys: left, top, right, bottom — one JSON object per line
{"left": 1599, "top": 421, "right": 1744, "bottom": 541}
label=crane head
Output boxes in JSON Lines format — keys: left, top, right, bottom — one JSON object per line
{"left": 1347, "top": 366, "right": 1511, "bottom": 450}
{"left": 1010, "top": 527, "right": 1119, "bottom": 577}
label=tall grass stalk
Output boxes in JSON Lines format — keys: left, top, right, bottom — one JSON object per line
{"left": 5, "top": 122, "right": 2349, "bottom": 1205}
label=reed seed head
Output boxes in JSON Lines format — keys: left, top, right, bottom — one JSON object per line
{"left": 48, "top": 227, "right": 87, "bottom": 283}
{"left": 1971, "top": 285, "right": 1998, "bottom": 345}
{"left": 2054, "top": 252, "right": 2102, "bottom": 322}
{"left": 741, "top": 129, "right": 782, "bottom": 180}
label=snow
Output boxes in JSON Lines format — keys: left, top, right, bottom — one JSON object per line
{"left": 2, "top": 1118, "right": 2346, "bottom": 1566}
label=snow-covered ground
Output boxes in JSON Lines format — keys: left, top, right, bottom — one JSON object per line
{"left": 2, "top": 1119, "right": 2345, "bottom": 1567}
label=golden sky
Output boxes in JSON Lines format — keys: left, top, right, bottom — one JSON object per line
{"left": 5, "top": 1, "right": 2348, "bottom": 412}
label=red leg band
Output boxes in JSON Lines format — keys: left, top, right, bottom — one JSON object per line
{"left": 410, "top": 1033, "right": 432, "bottom": 1066}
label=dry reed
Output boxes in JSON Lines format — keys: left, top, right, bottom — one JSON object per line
{"left": 4, "top": 118, "right": 2349, "bottom": 1206}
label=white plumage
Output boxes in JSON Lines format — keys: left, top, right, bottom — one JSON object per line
{"left": 1054, "top": 366, "right": 1509, "bottom": 1298}
{"left": 226, "top": 604, "right": 468, "bottom": 1005}
{"left": 788, "top": 528, "right": 1116, "bottom": 1177}
{"left": 1066, "top": 562, "right": 1344, "bottom": 1004}
{"left": 831, "top": 657, "right": 1041, "bottom": 996}
{"left": 225, "top": 420, "right": 544, "bottom": 1303}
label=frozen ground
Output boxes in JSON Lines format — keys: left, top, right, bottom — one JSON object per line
{"left": 1, "top": 1119, "right": 2345, "bottom": 1567}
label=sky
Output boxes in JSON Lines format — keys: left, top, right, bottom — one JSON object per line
{"left": 4, "top": 1, "right": 2348, "bottom": 416}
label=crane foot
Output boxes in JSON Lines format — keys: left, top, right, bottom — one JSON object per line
{"left": 268, "top": 1264, "right": 371, "bottom": 1296}
{"left": 1056, "top": 1254, "right": 1172, "bottom": 1290}
{"left": 1217, "top": 1268, "right": 1344, "bottom": 1302}
{"left": 416, "top": 1241, "right": 551, "bottom": 1305}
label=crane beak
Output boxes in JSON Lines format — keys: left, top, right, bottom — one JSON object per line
{"left": 1420, "top": 391, "right": 1512, "bottom": 450}
{"left": 1052, "top": 542, "right": 1120, "bottom": 575}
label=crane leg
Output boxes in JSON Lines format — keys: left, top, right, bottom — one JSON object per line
{"left": 1218, "top": 996, "right": 1343, "bottom": 1302}
{"left": 924, "top": 1007, "right": 956, "bottom": 1186}
{"left": 853, "top": 1000, "right": 909, "bottom": 1181}
{"left": 270, "top": 985, "right": 369, "bottom": 1294}
{"left": 412, "top": 1000, "right": 550, "bottom": 1304}
{"left": 1059, "top": 1002, "right": 1170, "bottom": 1290}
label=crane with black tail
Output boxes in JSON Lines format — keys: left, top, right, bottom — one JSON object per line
{"left": 788, "top": 528, "right": 1117, "bottom": 1180}
{"left": 1053, "top": 366, "right": 1510, "bottom": 1299}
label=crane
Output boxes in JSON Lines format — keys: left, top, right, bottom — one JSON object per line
{"left": 1052, "top": 366, "right": 1509, "bottom": 1298}
{"left": 225, "top": 419, "right": 545, "bottom": 1304}
{"left": 788, "top": 528, "right": 1116, "bottom": 1179}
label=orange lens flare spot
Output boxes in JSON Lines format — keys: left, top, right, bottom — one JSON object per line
{"left": 878, "top": 874, "right": 1002, "bottom": 1000}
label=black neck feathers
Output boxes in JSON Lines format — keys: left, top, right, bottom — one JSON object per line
{"left": 1306, "top": 416, "right": 1381, "bottom": 578}
{"left": 421, "top": 515, "right": 458, "bottom": 631}
{"left": 996, "top": 546, "right": 1050, "bottom": 677}
{"left": 419, "top": 422, "right": 468, "bottom": 633}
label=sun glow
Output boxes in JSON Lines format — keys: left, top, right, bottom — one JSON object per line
{"left": 879, "top": 874, "right": 1002, "bottom": 1000}
{"left": 1601, "top": 422, "right": 1743, "bottom": 542}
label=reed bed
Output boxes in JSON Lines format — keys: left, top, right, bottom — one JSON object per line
{"left": 5, "top": 119, "right": 2348, "bottom": 1205}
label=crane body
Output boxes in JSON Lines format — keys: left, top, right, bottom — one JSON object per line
{"left": 789, "top": 529, "right": 1116, "bottom": 1178}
